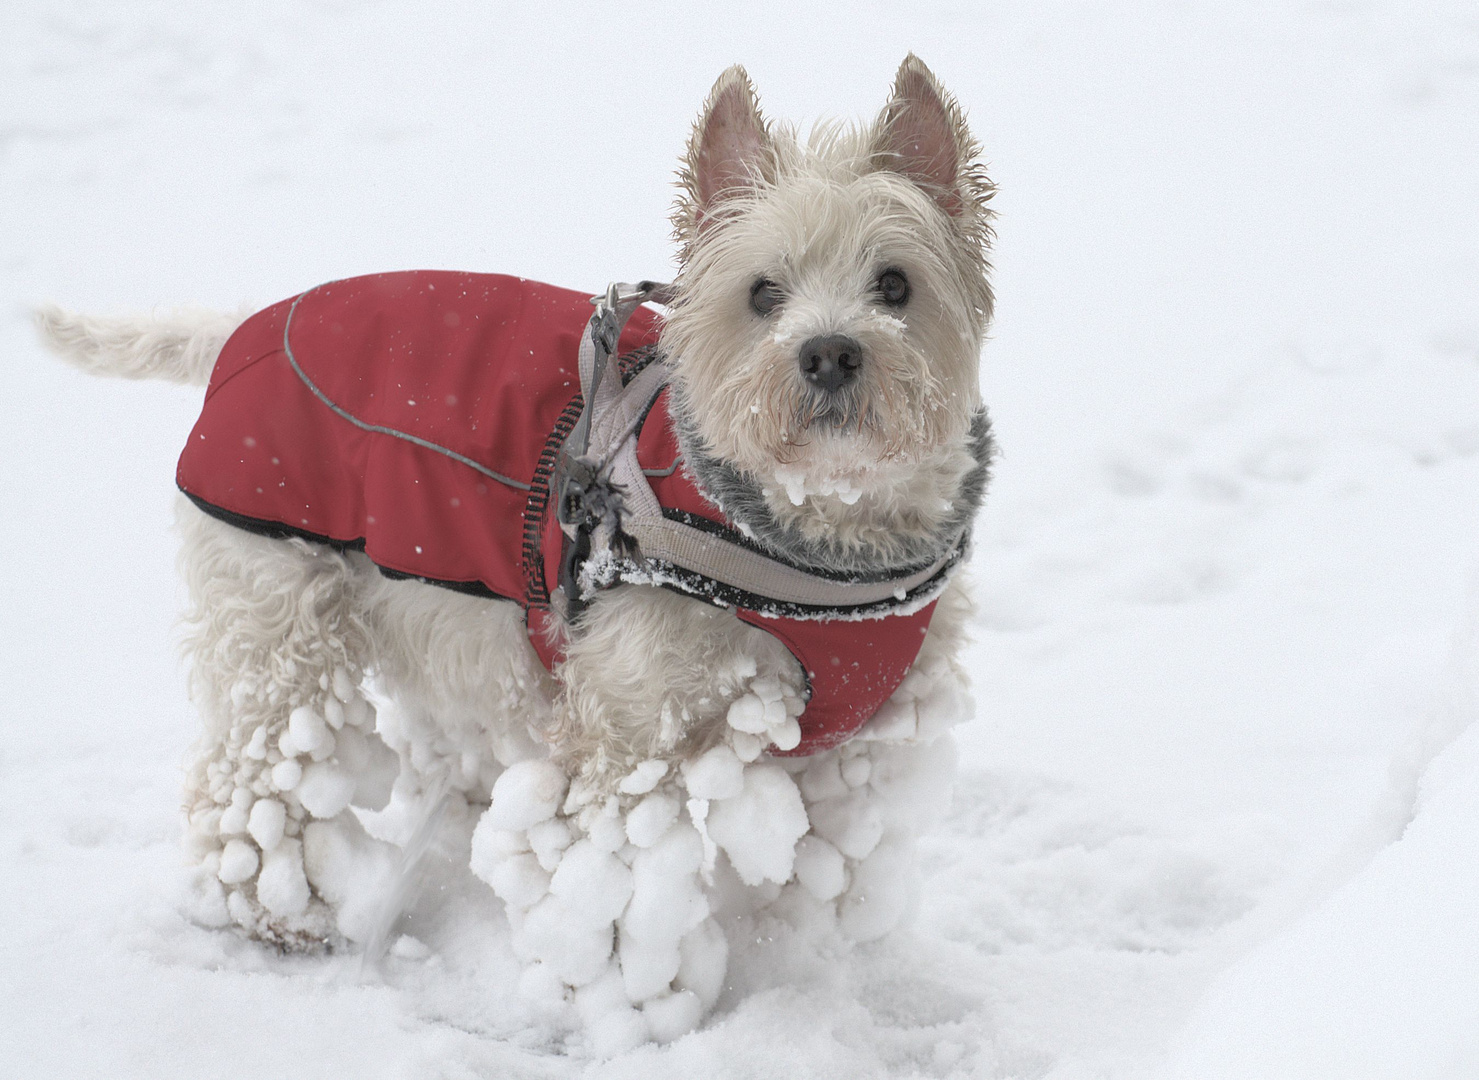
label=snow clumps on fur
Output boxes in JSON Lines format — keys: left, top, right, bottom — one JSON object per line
{"left": 468, "top": 650, "right": 971, "bottom": 1055}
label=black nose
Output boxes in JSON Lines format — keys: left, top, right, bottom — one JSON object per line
{"left": 798, "top": 334, "right": 863, "bottom": 393}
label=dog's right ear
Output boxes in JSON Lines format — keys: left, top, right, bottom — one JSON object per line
{"left": 678, "top": 66, "right": 771, "bottom": 237}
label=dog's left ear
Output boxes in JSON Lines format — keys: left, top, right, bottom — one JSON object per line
{"left": 871, "top": 54, "right": 989, "bottom": 222}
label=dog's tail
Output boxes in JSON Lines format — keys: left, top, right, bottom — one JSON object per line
{"left": 33, "top": 305, "right": 244, "bottom": 387}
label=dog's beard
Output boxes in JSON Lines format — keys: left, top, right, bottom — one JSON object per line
{"left": 791, "top": 386, "right": 867, "bottom": 441}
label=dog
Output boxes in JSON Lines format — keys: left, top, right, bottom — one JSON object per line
{"left": 38, "top": 55, "right": 995, "bottom": 1049}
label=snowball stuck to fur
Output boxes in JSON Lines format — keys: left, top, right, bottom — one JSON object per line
{"left": 857, "top": 695, "right": 918, "bottom": 742}
{"left": 487, "top": 852, "right": 552, "bottom": 910}
{"left": 793, "top": 834, "right": 847, "bottom": 901}
{"left": 617, "top": 759, "right": 668, "bottom": 796}
{"left": 331, "top": 666, "right": 356, "bottom": 703}
{"left": 625, "top": 793, "right": 680, "bottom": 848}
{"left": 800, "top": 754, "right": 850, "bottom": 802}
{"left": 914, "top": 672, "right": 973, "bottom": 741}
{"left": 218, "top": 787, "right": 254, "bottom": 835}
{"left": 675, "top": 918, "right": 729, "bottom": 1009}
{"left": 573, "top": 963, "right": 628, "bottom": 1027}
{"left": 680, "top": 744, "right": 744, "bottom": 801}
{"left": 807, "top": 791, "right": 884, "bottom": 861}
{"left": 343, "top": 692, "right": 374, "bottom": 729}
{"left": 527, "top": 816, "right": 573, "bottom": 871}
{"left": 287, "top": 705, "right": 331, "bottom": 754}
{"left": 256, "top": 837, "right": 311, "bottom": 917}
{"left": 731, "top": 731, "right": 764, "bottom": 762}
{"left": 518, "top": 895, "right": 613, "bottom": 987}
{"left": 302, "top": 815, "right": 398, "bottom": 941}
{"left": 468, "top": 818, "right": 530, "bottom": 886}
{"left": 769, "top": 716, "right": 802, "bottom": 752}
{"left": 867, "top": 735, "right": 960, "bottom": 834}
{"left": 217, "top": 838, "right": 258, "bottom": 884}
{"left": 750, "top": 675, "right": 784, "bottom": 705}
{"left": 618, "top": 927, "right": 682, "bottom": 1002}
{"left": 270, "top": 757, "right": 302, "bottom": 791}
{"left": 643, "top": 989, "right": 704, "bottom": 1043}
{"left": 295, "top": 762, "right": 355, "bottom": 819}
{"left": 516, "top": 961, "right": 569, "bottom": 1016}
{"left": 726, "top": 693, "right": 769, "bottom": 734}
{"left": 486, "top": 760, "right": 568, "bottom": 832}
{"left": 587, "top": 809, "right": 628, "bottom": 854}
{"left": 307, "top": 730, "right": 337, "bottom": 762}
{"left": 588, "top": 1006, "right": 649, "bottom": 1058}
{"left": 623, "top": 825, "right": 708, "bottom": 945}
{"left": 549, "top": 841, "right": 633, "bottom": 925}
{"left": 705, "top": 764, "right": 808, "bottom": 886}
{"left": 246, "top": 797, "right": 286, "bottom": 852}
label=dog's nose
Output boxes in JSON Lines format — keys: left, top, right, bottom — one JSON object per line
{"left": 798, "top": 334, "right": 862, "bottom": 394}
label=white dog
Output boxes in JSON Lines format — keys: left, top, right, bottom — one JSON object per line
{"left": 38, "top": 54, "right": 995, "bottom": 1050}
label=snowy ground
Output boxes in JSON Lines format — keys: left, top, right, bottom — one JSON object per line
{"left": 3, "top": 1, "right": 1478, "bottom": 1077}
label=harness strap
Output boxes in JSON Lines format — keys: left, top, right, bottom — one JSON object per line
{"left": 608, "top": 517, "right": 960, "bottom": 610}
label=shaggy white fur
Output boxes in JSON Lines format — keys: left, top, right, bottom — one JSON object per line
{"left": 36, "top": 53, "right": 994, "bottom": 1050}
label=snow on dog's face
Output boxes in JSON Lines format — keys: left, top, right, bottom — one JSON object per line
{"left": 665, "top": 57, "right": 993, "bottom": 536}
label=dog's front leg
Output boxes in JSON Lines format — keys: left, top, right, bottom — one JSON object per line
{"left": 468, "top": 586, "right": 807, "bottom": 1051}
{"left": 550, "top": 586, "right": 805, "bottom": 791}
{"left": 788, "top": 577, "right": 976, "bottom": 940}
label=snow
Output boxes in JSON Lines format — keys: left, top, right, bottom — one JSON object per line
{"left": 680, "top": 743, "right": 746, "bottom": 800}
{"left": 624, "top": 792, "right": 680, "bottom": 848}
{"left": 217, "top": 838, "right": 258, "bottom": 885}
{"left": 255, "top": 837, "right": 310, "bottom": 917}
{"left": 246, "top": 796, "right": 285, "bottom": 851}
{"left": 772, "top": 464, "right": 864, "bottom": 506}
{"left": 294, "top": 761, "right": 354, "bottom": 820}
{"left": 548, "top": 842, "right": 633, "bottom": 925}
{"left": 793, "top": 834, "right": 847, "bottom": 902}
{"left": 484, "top": 759, "right": 567, "bottom": 832}
{"left": 704, "top": 764, "right": 810, "bottom": 886}
{"left": 617, "top": 758, "right": 669, "bottom": 796}
{"left": 301, "top": 815, "right": 397, "bottom": 941}
{"left": 286, "top": 704, "right": 330, "bottom": 755}
{"left": 3, "top": 1, "right": 1479, "bottom": 1076}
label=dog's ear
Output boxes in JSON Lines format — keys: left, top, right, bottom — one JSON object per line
{"left": 871, "top": 54, "right": 989, "bottom": 221}
{"left": 680, "top": 66, "right": 771, "bottom": 231}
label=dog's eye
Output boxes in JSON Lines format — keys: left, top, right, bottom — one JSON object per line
{"left": 750, "top": 278, "right": 784, "bottom": 317}
{"left": 877, "top": 269, "right": 910, "bottom": 307}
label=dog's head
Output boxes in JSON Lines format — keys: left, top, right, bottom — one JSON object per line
{"left": 663, "top": 55, "right": 994, "bottom": 570}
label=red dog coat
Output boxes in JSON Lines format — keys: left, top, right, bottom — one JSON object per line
{"left": 177, "top": 271, "right": 953, "bottom": 755}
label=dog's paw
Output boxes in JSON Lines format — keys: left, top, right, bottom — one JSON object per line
{"left": 784, "top": 662, "right": 972, "bottom": 939}
{"left": 187, "top": 846, "right": 338, "bottom": 951}
{"left": 468, "top": 758, "right": 727, "bottom": 1050}
{"left": 719, "top": 658, "right": 807, "bottom": 760}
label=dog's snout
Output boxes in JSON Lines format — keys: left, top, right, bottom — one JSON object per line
{"left": 798, "top": 334, "right": 862, "bottom": 394}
